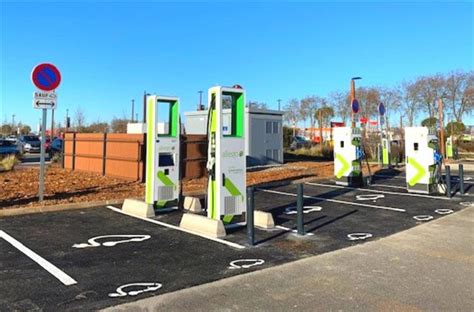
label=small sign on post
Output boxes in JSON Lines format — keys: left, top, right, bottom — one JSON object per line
{"left": 31, "top": 63, "right": 61, "bottom": 201}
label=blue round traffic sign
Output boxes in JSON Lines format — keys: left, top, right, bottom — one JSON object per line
{"left": 378, "top": 102, "right": 386, "bottom": 116}
{"left": 351, "top": 99, "right": 359, "bottom": 114}
{"left": 31, "top": 63, "right": 61, "bottom": 91}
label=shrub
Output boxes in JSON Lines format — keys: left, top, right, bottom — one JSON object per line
{"left": 0, "top": 154, "right": 19, "bottom": 171}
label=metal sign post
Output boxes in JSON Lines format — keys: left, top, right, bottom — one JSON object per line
{"left": 39, "top": 109, "right": 47, "bottom": 201}
{"left": 31, "top": 63, "right": 61, "bottom": 202}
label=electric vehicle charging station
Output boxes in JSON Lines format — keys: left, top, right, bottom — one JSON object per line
{"left": 381, "top": 137, "right": 391, "bottom": 168}
{"left": 405, "top": 127, "right": 440, "bottom": 194}
{"left": 333, "top": 126, "right": 364, "bottom": 186}
{"left": 145, "top": 95, "right": 180, "bottom": 209}
{"left": 446, "top": 136, "right": 454, "bottom": 159}
{"left": 206, "top": 86, "right": 247, "bottom": 225}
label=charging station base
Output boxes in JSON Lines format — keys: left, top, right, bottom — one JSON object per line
{"left": 180, "top": 213, "right": 226, "bottom": 238}
{"left": 122, "top": 199, "right": 155, "bottom": 218}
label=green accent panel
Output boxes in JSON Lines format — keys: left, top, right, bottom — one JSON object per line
{"left": 222, "top": 215, "right": 234, "bottom": 224}
{"left": 210, "top": 180, "right": 216, "bottom": 219}
{"left": 211, "top": 107, "right": 217, "bottom": 132}
{"left": 157, "top": 171, "right": 174, "bottom": 186}
{"left": 224, "top": 178, "right": 242, "bottom": 197}
{"left": 170, "top": 101, "right": 179, "bottom": 137}
{"left": 156, "top": 200, "right": 167, "bottom": 208}
{"left": 407, "top": 157, "right": 426, "bottom": 186}
{"left": 223, "top": 91, "right": 244, "bottom": 138}
{"left": 145, "top": 97, "right": 155, "bottom": 204}
{"left": 382, "top": 148, "right": 389, "bottom": 165}
{"left": 335, "top": 153, "right": 350, "bottom": 179}
{"left": 235, "top": 93, "right": 244, "bottom": 137}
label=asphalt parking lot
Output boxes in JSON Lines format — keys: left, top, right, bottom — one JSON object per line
{"left": 1, "top": 172, "right": 473, "bottom": 311}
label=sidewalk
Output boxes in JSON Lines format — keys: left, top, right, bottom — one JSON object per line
{"left": 106, "top": 207, "right": 474, "bottom": 312}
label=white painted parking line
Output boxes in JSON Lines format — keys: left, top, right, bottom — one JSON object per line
{"left": 106, "top": 206, "right": 246, "bottom": 250}
{"left": 0, "top": 230, "right": 77, "bottom": 286}
{"left": 371, "top": 183, "right": 406, "bottom": 190}
{"left": 259, "top": 189, "right": 406, "bottom": 213}
{"left": 274, "top": 225, "right": 315, "bottom": 236}
{"left": 306, "top": 182, "right": 452, "bottom": 201}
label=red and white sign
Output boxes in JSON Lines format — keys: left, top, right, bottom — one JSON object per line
{"left": 31, "top": 63, "right": 61, "bottom": 91}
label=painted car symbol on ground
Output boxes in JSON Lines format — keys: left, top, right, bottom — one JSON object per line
{"left": 108, "top": 282, "right": 162, "bottom": 298}
{"left": 284, "top": 206, "right": 322, "bottom": 215}
{"left": 228, "top": 259, "right": 265, "bottom": 270}
{"left": 72, "top": 234, "right": 151, "bottom": 248}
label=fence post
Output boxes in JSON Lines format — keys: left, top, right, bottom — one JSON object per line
{"left": 297, "top": 183, "right": 305, "bottom": 236}
{"left": 246, "top": 187, "right": 255, "bottom": 246}
{"left": 102, "top": 132, "right": 107, "bottom": 176}
{"left": 459, "top": 164, "right": 464, "bottom": 195}
{"left": 445, "top": 165, "right": 451, "bottom": 198}
{"left": 61, "top": 133, "right": 65, "bottom": 169}
{"left": 72, "top": 132, "right": 76, "bottom": 170}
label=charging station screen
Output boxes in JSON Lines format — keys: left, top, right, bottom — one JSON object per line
{"left": 159, "top": 153, "right": 175, "bottom": 167}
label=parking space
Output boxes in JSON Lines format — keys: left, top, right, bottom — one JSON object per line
{"left": 1, "top": 176, "right": 472, "bottom": 311}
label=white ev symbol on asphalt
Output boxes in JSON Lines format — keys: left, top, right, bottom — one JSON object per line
{"left": 108, "top": 282, "right": 162, "bottom": 298}
{"left": 347, "top": 233, "right": 373, "bottom": 241}
{"left": 228, "top": 259, "right": 265, "bottom": 270}
{"left": 355, "top": 194, "right": 385, "bottom": 201}
{"left": 284, "top": 206, "right": 322, "bottom": 215}
{"left": 413, "top": 215, "right": 434, "bottom": 221}
{"left": 72, "top": 235, "right": 151, "bottom": 249}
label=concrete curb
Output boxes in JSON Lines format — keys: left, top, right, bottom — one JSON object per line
{"left": 0, "top": 199, "right": 125, "bottom": 218}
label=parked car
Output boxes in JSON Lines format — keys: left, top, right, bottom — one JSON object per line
{"left": 49, "top": 138, "right": 63, "bottom": 157}
{"left": 0, "top": 139, "right": 20, "bottom": 156}
{"left": 290, "top": 136, "right": 311, "bottom": 150}
{"left": 19, "top": 135, "right": 41, "bottom": 153}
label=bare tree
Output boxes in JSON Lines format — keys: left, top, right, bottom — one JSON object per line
{"left": 378, "top": 86, "right": 402, "bottom": 129}
{"left": 400, "top": 81, "right": 421, "bottom": 127}
{"left": 301, "top": 96, "right": 319, "bottom": 139}
{"left": 74, "top": 107, "right": 86, "bottom": 130}
{"left": 283, "top": 99, "right": 300, "bottom": 136}
{"left": 329, "top": 91, "right": 349, "bottom": 124}
{"left": 248, "top": 101, "right": 268, "bottom": 110}
{"left": 413, "top": 74, "right": 445, "bottom": 118}
{"left": 444, "top": 70, "right": 474, "bottom": 122}
{"left": 111, "top": 118, "right": 129, "bottom": 133}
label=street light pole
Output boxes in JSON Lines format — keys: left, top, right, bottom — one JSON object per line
{"left": 198, "top": 90, "right": 203, "bottom": 110}
{"left": 277, "top": 99, "right": 281, "bottom": 111}
{"left": 131, "top": 99, "right": 135, "bottom": 122}
{"left": 438, "top": 97, "right": 445, "bottom": 161}
{"left": 350, "top": 77, "right": 362, "bottom": 128}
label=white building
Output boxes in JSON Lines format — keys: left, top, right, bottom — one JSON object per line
{"left": 184, "top": 107, "right": 284, "bottom": 166}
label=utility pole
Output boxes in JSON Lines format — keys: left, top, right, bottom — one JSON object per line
{"left": 131, "top": 99, "right": 135, "bottom": 122}
{"left": 65, "top": 109, "right": 69, "bottom": 133}
{"left": 277, "top": 99, "right": 281, "bottom": 111}
{"left": 11, "top": 114, "right": 15, "bottom": 135}
{"left": 350, "top": 77, "right": 362, "bottom": 128}
{"left": 51, "top": 109, "right": 55, "bottom": 137}
{"left": 143, "top": 91, "right": 147, "bottom": 123}
{"left": 438, "top": 97, "right": 445, "bottom": 161}
{"left": 198, "top": 90, "right": 203, "bottom": 110}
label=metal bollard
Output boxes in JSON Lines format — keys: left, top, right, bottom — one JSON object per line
{"left": 459, "top": 164, "right": 465, "bottom": 195}
{"left": 296, "top": 184, "right": 305, "bottom": 236}
{"left": 445, "top": 165, "right": 452, "bottom": 198}
{"left": 246, "top": 187, "right": 255, "bottom": 246}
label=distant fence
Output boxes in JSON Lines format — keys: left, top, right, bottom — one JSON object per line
{"left": 63, "top": 133, "right": 208, "bottom": 181}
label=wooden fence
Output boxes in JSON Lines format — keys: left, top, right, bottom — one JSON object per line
{"left": 63, "top": 133, "right": 208, "bottom": 181}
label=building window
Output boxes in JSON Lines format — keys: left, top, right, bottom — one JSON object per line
{"left": 266, "top": 149, "right": 272, "bottom": 158}
{"left": 266, "top": 121, "right": 272, "bottom": 134}
{"left": 273, "top": 149, "right": 279, "bottom": 161}
{"left": 273, "top": 122, "right": 279, "bottom": 134}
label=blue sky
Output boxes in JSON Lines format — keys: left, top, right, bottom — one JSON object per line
{"left": 1, "top": 1, "right": 473, "bottom": 129}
